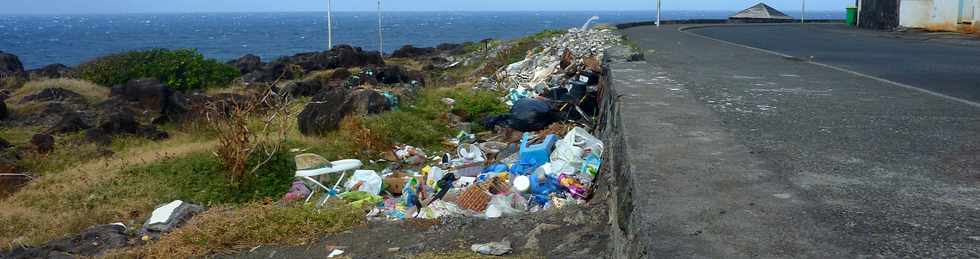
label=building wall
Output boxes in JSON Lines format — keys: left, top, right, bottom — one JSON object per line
{"left": 900, "top": 0, "right": 980, "bottom": 33}
{"left": 900, "top": 0, "right": 933, "bottom": 27}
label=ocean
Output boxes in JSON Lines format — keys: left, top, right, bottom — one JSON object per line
{"left": 0, "top": 11, "right": 843, "bottom": 69}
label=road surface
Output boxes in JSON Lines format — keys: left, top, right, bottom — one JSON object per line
{"left": 615, "top": 24, "right": 980, "bottom": 258}
{"left": 691, "top": 24, "right": 980, "bottom": 104}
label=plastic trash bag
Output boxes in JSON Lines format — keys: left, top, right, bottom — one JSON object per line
{"left": 344, "top": 170, "right": 383, "bottom": 195}
{"left": 508, "top": 99, "right": 560, "bottom": 131}
{"left": 485, "top": 193, "right": 525, "bottom": 218}
{"left": 458, "top": 143, "right": 486, "bottom": 164}
{"left": 551, "top": 127, "right": 604, "bottom": 170}
{"left": 338, "top": 191, "right": 383, "bottom": 209}
{"left": 282, "top": 179, "right": 312, "bottom": 203}
{"left": 419, "top": 200, "right": 473, "bottom": 219}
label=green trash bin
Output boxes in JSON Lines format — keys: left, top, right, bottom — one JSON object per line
{"left": 846, "top": 6, "right": 858, "bottom": 26}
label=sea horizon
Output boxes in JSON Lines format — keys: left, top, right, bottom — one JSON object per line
{"left": 0, "top": 10, "right": 844, "bottom": 69}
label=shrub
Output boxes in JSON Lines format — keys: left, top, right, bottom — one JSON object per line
{"left": 71, "top": 49, "right": 239, "bottom": 91}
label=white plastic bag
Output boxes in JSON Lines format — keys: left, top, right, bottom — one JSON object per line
{"left": 345, "top": 170, "right": 383, "bottom": 195}
{"left": 486, "top": 194, "right": 524, "bottom": 218}
{"left": 550, "top": 127, "right": 604, "bottom": 169}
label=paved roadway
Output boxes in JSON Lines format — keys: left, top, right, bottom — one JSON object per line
{"left": 616, "top": 24, "right": 980, "bottom": 258}
{"left": 692, "top": 24, "right": 980, "bottom": 104}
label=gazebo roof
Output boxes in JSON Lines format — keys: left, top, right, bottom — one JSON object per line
{"left": 730, "top": 3, "right": 794, "bottom": 20}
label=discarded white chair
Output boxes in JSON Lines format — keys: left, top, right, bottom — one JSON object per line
{"left": 294, "top": 153, "right": 363, "bottom": 207}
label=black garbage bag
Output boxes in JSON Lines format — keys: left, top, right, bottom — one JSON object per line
{"left": 506, "top": 98, "right": 560, "bottom": 132}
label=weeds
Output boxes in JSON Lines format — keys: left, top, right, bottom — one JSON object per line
{"left": 110, "top": 202, "right": 364, "bottom": 258}
{"left": 205, "top": 88, "right": 292, "bottom": 186}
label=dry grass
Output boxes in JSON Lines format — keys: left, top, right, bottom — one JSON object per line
{"left": 384, "top": 58, "right": 425, "bottom": 71}
{"left": 12, "top": 78, "right": 109, "bottom": 105}
{"left": 0, "top": 136, "right": 217, "bottom": 247}
{"left": 107, "top": 202, "right": 364, "bottom": 258}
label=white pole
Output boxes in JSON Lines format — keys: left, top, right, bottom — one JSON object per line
{"left": 656, "top": 0, "right": 662, "bottom": 27}
{"left": 856, "top": 0, "right": 862, "bottom": 27}
{"left": 801, "top": 0, "right": 806, "bottom": 24}
{"left": 327, "top": 0, "right": 333, "bottom": 49}
{"left": 378, "top": 0, "right": 384, "bottom": 54}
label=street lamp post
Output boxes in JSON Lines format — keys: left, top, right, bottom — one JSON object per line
{"left": 378, "top": 0, "right": 384, "bottom": 55}
{"left": 327, "top": 0, "right": 333, "bottom": 49}
{"left": 801, "top": 0, "right": 806, "bottom": 24}
{"left": 656, "top": 0, "right": 662, "bottom": 27}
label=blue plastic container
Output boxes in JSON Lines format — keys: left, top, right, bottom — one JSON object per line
{"left": 519, "top": 133, "right": 557, "bottom": 170}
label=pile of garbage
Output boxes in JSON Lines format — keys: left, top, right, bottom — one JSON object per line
{"left": 478, "top": 26, "right": 621, "bottom": 107}
{"left": 305, "top": 122, "right": 603, "bottom": 221}
{"left": 286, "top": 26, "right": 617, "bottom": 221}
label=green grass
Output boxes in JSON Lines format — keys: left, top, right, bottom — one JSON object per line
{"left": 118, "top": 148, "right": 295, "bottom": 206}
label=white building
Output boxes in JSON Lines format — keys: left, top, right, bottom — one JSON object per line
{"left": 899, "top": 0, "right": 979, "bottom": 33}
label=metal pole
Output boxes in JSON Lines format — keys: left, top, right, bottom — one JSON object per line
{"left": 656, "top": 0, "right": 662, "bottom": 27}
{"left": 327, "top": 0, "right": 333, "bottom": 49}
{"left": 378, "top": 0, "right": 384, "bottom": 54}
{"left": 856, "top": 0, "right": 862, "bottom": 27}
{"left": 801, "top": 0, "right": 806, "bottom": 24}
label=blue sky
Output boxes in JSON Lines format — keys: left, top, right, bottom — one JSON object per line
{"left": 2, "top": 0, "right": 854, "bottom": 14}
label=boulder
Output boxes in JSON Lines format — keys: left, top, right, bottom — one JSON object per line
{"left": 376, "top": 65, "right": 424, "bottom": 85}
{"left": 31, "top": 134, "right": 54, "bottom": 154}
{"left": 348, "top": 89, "right": 390, "bottom": 115}
{"left": 288, "top": 45, "right": 384, "bottom": 72}
{"left": 391, "top": 45, "right": 436, "bottom": 58}
{"left": 297, "top": 88, "right": 393, "bottom": 135}
{"left": 0, "top": 51, "right": 24, "bottom": 76}
{"left": 139, "top": 200, "right": 204, "bottom": 240}
{"left": 0, "top": 101, "right": 7, "bottom": 120}
{"left": 0, "top": 224, "right": 129, "bottom": 258}
{"left": 228, "top": 54, "right": 263, "bottom": 74}
{"left": 47, "top": 112, "right": 91, "bottom": 134}
{"left": 109, "top": 78, "right": 187, "bottom": 116}
{"left": 242, "top": 61, "right": 300, "bottom": 83}
{"left": 98, "top": 111, "right": 142, "bottom": 135}
{"left": 20, "top": 87, "right": 84, "bottom": 104}
{"left": 28, "top": 63, "right": 70, "bottom": 79}
{"left": 330, "top": 68, "right": 353, "bottom": 81}
{"left": 297, "top": 88, "right": 352, "bottom": 135}
{"left": 279, "top": 79, "right": 323, "bottom": 97}
{"left": 86, "top": 110, "right": 169, "bottom": 144}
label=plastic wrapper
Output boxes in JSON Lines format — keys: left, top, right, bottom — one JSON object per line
{"left": 344, "top": 170, "right": 383, "bottom": 195}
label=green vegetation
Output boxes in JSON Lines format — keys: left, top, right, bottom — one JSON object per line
{"left": 120, "top": 149, "right": 294, "bottom": 205}
{"left": 71, "top": 49, "right": 239, "bottom": 91}
{"left": 339, "top": 87, "right": 506, "bottom": 153}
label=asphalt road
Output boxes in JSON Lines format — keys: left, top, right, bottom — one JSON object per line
{"left": 690, "top": 24, "right": 980, "bottom": 103}
{"left": 617, "top": 24, "right": 980, "bottom": 258}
